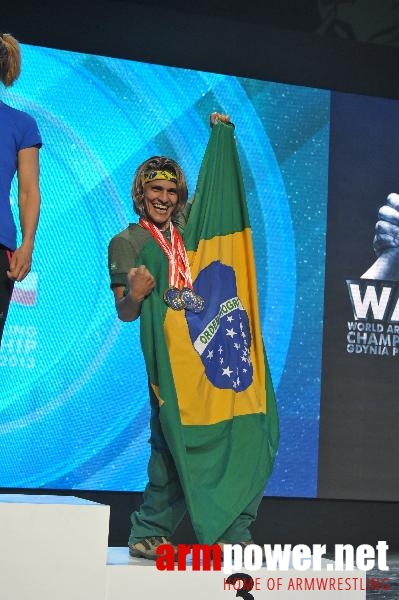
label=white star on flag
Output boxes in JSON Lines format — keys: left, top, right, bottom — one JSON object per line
{"left": 222, "top": 366, "right": 233, "bottom": 377}
{"left": 226, "top": 328, "right": 237, "bottom": 338}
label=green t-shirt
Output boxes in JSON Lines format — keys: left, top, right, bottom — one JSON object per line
{"left": 108, "top": 205, "right": 191, "bottom": 289}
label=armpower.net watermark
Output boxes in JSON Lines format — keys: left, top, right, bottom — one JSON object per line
{"left": 155, "top": 541, "right": 390, "bottom": 595}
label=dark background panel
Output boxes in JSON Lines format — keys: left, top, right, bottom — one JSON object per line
{"left": 3, "top": 0, "right": 399, "bottom": 547}
{"left": 318, "top": 92, "right": 399, "bottom": 501}
{"left": 2, "top": 0, "right": 399, "bottom": 98}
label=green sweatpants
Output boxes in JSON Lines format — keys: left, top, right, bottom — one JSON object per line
{"left": 129, "top": 395, "right": 264, "bottom": 545}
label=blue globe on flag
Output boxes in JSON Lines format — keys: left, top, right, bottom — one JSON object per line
{"left": 186, "top": 261, "right": 253, "bottom": 391}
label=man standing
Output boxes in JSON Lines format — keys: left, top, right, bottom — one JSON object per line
{"left": 108, "top": 113, "right": 279, "bottom": 558}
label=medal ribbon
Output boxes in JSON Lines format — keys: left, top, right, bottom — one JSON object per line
{"left": 139, "top": 218, "right": 193, "bottom": 289}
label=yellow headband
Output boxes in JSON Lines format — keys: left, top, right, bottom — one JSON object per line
{"left": 143, "top": 169, "right": 177, "bottom": 184}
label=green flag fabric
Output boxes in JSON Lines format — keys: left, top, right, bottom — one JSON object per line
{"left": 138, "top": 120, "right": 279, "bottom": 544}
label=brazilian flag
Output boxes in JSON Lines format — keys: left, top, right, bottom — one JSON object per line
{"left": 139, "top": 120, "right": 279, "bottom": 544}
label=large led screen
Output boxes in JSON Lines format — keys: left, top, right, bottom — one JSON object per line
{"left": 0, "top": 44, "right": 329, "bottom": 496}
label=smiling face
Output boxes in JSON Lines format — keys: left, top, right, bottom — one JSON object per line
{"left": 132, "top": 156, "right": 188, "bottom": 222}
{"left": 143, "top": 179, "right": 179, "bottom": 230}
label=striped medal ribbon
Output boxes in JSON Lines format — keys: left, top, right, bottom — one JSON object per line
{"left": 139, "top": 218, "right": 204, "bottom": 312}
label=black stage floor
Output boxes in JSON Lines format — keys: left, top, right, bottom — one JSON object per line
{"left": 367, "top": 554, "right": 399, "bottom": 599}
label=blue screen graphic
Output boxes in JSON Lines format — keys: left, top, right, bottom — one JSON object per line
{"left": 0, "top": 44, "right": 330, "bottom": 496}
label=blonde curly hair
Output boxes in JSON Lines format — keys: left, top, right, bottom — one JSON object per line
{"left": 131, "top": 156, "right": 188, "bottom": 216}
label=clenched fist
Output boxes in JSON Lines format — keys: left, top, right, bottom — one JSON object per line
{"left": 373, "top": 193, "right": 399, "bottom": 257}
{"left": 210, "top": 112, "right": 231, "bottom": 127}
{"left": 127, "top": 264, "right": 156, "bottom": 302}
{"left": 362, "top": 193, "right": 399, "bottom": 280}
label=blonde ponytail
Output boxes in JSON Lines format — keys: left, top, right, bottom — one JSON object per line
{"left": 0, "top": 33, "right": 21, "bottom": 87}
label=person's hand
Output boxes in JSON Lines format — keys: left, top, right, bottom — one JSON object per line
{"left": 127, "top": 265, "right": 155, "bottom": 302}
{"left": 362, "top": 192, "right": 399, "bottom": 280}
{"left": 7, "top": 242, "right": 33, "bottom": 282}
{"left": 210, "top": 112, "right": 231, "bottom": 127}
{"left": 373, "top": 193, "right": 399, "bottom": 257}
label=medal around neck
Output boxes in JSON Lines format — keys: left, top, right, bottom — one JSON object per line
{"left": 164, "top": 287, "right": 185, "bottom": 311}
{"left": 179, "top": 287, "right": 205, "bottom": 313}
{"left": 163, "top": 286, "right": 205, "bottom": 313}
{"left": 138, "top": 219, "right": 204, "bottom": 312}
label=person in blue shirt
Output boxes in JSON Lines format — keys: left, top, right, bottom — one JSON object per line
{"left": 0, "top": 33, "right": 42, "bottom": 344}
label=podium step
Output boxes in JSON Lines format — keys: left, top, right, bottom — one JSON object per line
{"left": 0, "top": 495, "right": 367, "bottom": 599}
{"left": 0, "top": 494, "right": 109, "bottom": 600}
